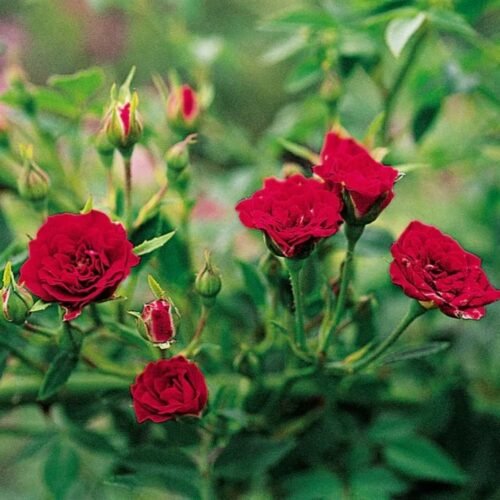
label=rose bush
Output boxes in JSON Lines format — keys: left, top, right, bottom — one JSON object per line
{"left": 390, "top": 221, "right": 500, "bottom": 320}
{"left": 313, "top": 132, "right": 399, "bottom": 220}
{"left": 19, "top": 210, "right": 139, "bottom": 320}
{"left": 130, "top": 356, "right": 208, "bottom": 423}
{"left": 235, "top": 174, "right": 343, "bottom": 259}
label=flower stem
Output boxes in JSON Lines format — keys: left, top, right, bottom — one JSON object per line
{"left": 381, "top": 26, "right": 427, "bottom": 144}
{"left": 285, "top": 259, "right": 307, "bottom": 352}
{"left": 318, "top": 224, "right": 364, "bottom": 357}
{"left": 344, "top": 300, "right": 427, "bottom": 373}
{"left": 183, "top": 305, "right": 210, "bottom": 357}
{"left": 122, "top": 151, "right": 133, "bottom": 230}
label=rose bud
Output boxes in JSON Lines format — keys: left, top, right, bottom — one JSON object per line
{"left": 166, "top": 84, "right": 200, "bottom": 134}
{"left": 236, "top": 175, "right": 343, "bottom": 260}
{"left": 17, "top": 148, "right": 50, "bottom": 202}
{"left": 165, "top": 134, "right": 197, "bottom": 175}
{"left": 2, "top": 283, "right": 33, "bottom": 325}
{"left": 130, "top": 356, "right": 208, "bottom": 423}
{"left": 313, "top": 131, "right": 399, "bottom": 224}
{"left": 390, "top": 221, "right": 500, "bottom": 320}
{"left": 195, "top": 251, "right": 222, "bottom": 307}
{"left": 105, "top": 91, "right": 143, "bottom": 154}
{"left": 137, "top": 299, "right": 176, "bottom": 349}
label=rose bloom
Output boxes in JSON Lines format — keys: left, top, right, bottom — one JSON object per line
{"left": 20, "top": 210, "right": 139, "bottom": 321}
{"left": 313, "top": 132, "right": 399, "bottom": 218}
{"left": 131, "top": 356, "right": 208, "bottom": 423}
{"left": 390, "top": 221, "right": 500, "bottom": 320}
{"left": 236, "top": 175, "right": 343, "bottom": 259}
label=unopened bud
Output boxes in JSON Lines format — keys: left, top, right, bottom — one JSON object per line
{"left": 17, "top": 147, "right": 50, "bottom": 202}
{"left": 195, "top": 251, "right": 222, "bottom": 306}
{"left": 137, "top": 299, "right": 176, "bottom": 349}
{"left": 165, "top": 134, "right": 196, "bottom": 174}
{"left": 166, "top": 84, "right": 200, "bottom": 134}
{"left": 1, "top": 264, "right": 33, "bottom": 325}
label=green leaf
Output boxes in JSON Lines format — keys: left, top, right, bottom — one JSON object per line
{"left": 381, "top": 341, "right": 450, "bottom": 365}
{"left": 38, "top": 328, "right": 83, "bottom": 401}
{"left": 356, "top": 226, "right": 394, "bottom": 257}
{"left": 44, "top": 441, "right": 80, "bottom": 500}
{"left": 350, "top": 467, "right": 407, "bottom": 500}
{"left": 33, "top": 88, "right": 80, "bottom": 119}
{"left": 428, "top": 9, "right": 477, "bottom": 38}
{"left": 412, "top": 103, "right": 441, "bottom": 142}
{"left": 283, "top": 469, "right": 343, "bottom": 500}
{"left": 237, "top": 260, "right": 266, "bottom": 308}
{"left": 277, "top": 138, "right": 320, "bottom": 164}
{"left": 80, "top": 196, "right": 93, "bottom": 214}
{"left": 261, "top": 36, "right": 306, "bottom": 65}
{"left": 385, "top": 12, "right": 426, "bottom": 58}
{"left": 266, "top": 10, "right": 337, "bottom": 30}
{"left": 30, "top": 300, "right": 53, "bottom": 313}
{"left": 0, "top": 348, "right": 8, "bottom": 380}
{"left": 147, "top": 274, "right": 165, "bottom": 299}
{"left": 285, "top": 59, "right": 323, "bottom": 93}
{"left": 134, "top": 231, "right": 176, "bottom": 256}
{"left": 215, "top": 434, "right": 295, "bottom": 480}
{"left": 384, "top": 436, "right": 467, "bottom": 484}
{"left": 48, "top": 67, "right": 105, "bottom": 103}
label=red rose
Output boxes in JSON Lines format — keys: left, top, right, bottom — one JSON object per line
{"left": 390, "top": 221, "right": 500, "bottom": 320}
{"left": 235, "top": 175, "right": 343, "bottom": 259}
{"left": 313, "top": 132, "right": 398, "bottom": 219}
{"left": 20, "top": 210, "right": 140, "bottom": 321}
{"left": 131, "top": 356, "right": 208, "bottom": 423}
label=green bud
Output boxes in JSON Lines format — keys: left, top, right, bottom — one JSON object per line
{"left": 2, "top": 285, "right": 33, "bottom": 325}
{"left": 165, "top": 134, "right": 197, "bottom": 175}
{"left": 195, "top": 251, "right": 222, "bottom": 306}
{"left": 17, "top": 146, "right": 50, "bottom": 202}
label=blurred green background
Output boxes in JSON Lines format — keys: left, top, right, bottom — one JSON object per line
{"left": 0, "top": 0, "right": 499, "bottom": 498}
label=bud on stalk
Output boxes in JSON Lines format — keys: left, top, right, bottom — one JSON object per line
{"left": 166, "top": 84, "right": 200, "bottom": 134}
{"left": 1, "top": 262, "right": 33, "bottom": 324}
{"left": 195, "top": 251, "right": 222, "bottom": 307}
{"left": 17, "top": 145, "right": 50, "bottom": 202}
{"left": 137, "top": 299, "right": 176, "bottom": 349}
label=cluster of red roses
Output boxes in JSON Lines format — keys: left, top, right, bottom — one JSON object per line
{"left": 237, "top": 131, "right": 500, "bottom": 321}
{"left": 2, "top": 81, "right": 209, "bottom": 425}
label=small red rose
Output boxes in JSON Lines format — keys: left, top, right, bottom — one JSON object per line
{"left": 131, "top": 356, "right": 208, "bottom": 424}
{"left": 313, "top": 132, "right": 398, "bottom": 220}
{"left": 20, "top": 210, "right": 140, "bottom": 321}
{"left": 236, "top": 175, "right": 343, "bottom": 259}
{"left": 390, "top": 221, "right": 500, "bottom": 320}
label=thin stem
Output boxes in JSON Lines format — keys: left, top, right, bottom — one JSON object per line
{"left": 345, "top": 301, "right": 427, "bottom": 374}
{"left": 182, "top": 305, "right": 210, "bottom": 357}
{"left": 0, "top": 335, "right": 45, "bottom": 373}
{"left": 199, "top": 429, "right": 215, "bottom": 500}
{"left": 381, "top": 26, "right": 427, "bottom": 144}
{"left": 318, "top": 224, "right": 364, "bottom": 357}
{"left": 285, "top": 259, "right": 307, "bottom": 352}
{"left": 122, "top": 153, "right": 133, "bottom": 230}
{"left": 24, "top": 322, "right": 55, "bottom": 338}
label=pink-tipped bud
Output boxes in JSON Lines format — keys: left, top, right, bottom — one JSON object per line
{"left": 138, "top": 299, "right": 176, "bottom": 349}
{"left": 166, "top": 84, "right": 200, "bottom": 134}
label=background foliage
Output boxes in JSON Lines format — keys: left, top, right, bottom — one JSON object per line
{"left": 0, "top": 0, "right": 499, "bottom": 498}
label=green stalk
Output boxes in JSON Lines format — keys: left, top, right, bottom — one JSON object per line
{"left": 121, "top": 150, "right": 133, "bottom": 230}
{"left": 285, "top": 259, "right": 306, "bottom": 352}
{"left": 345, "top": 300, "right": 427, "bottom": 374}
{"left": 317, "top": 224, "right": 364, "bottom": 357}
{"left": 182, "top": 305, "right": 210, "bottom": 357}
